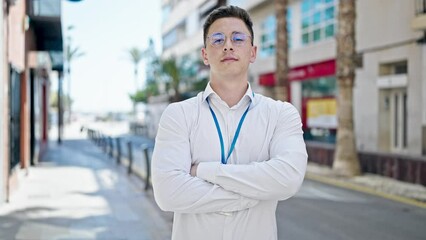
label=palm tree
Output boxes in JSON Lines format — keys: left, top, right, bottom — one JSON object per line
{"left": 162, "top": 57, "right": 181, "bottom": 102}
{"left": 274, "top": 0, "right": 289, "bottom": 102}
{"left": 127, "top": 47, "right": 144, "bottom": 91}
{"left": 65, "top": 26, "right": 85, "bottom": 123}
{"left": 333, "top": 0, "right": 361, "bottom": 176}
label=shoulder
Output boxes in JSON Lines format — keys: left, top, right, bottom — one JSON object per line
{"left": 160, "top": 93, "right": 203, "bottom": 125}
{"left": 163, "top": 94, "right": 200, "bottom": 114}
{"left": 255, "top": 94, "right": 300, "bottom": 117}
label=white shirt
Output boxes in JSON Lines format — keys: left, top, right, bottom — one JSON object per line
{"left": 151, "top": 83, "right": 307, "bottom": 240}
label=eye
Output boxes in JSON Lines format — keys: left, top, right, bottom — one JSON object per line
{"left": 210, "top": 33, "right": 225, "bottom": 46}
{"left": 232, "top": 33, "right": 247, "bottom": 43}
{"left": 212, "top": 38, "right": 225, "bottom": 45}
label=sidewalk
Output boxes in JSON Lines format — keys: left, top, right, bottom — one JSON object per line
{"left": 306, "top": 162, "right": 426, "bottom": 208}
{"left": 0, "top": 137, "right": 172, "bottom": 240}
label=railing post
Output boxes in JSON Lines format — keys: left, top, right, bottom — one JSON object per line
{"left": 127, "top": 141, "right": 133, "bottom": 175}
{"left": 116, "top": 137, "right": 121, "bottom": 164}
{"left": 143, "top": 145, "right": 151, "bottom": 190}
{"left": 102, "top": 133, "right": 107, "bottom": 153}
{"left": 108, "top": 136, "right": 114, "bottom": 158}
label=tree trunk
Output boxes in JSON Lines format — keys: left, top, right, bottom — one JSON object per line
{"left": 274, "top": 0, "right": 289, "bottom": 102}
{"left": 333, "top": 0, "right": 361, "bottom": 176}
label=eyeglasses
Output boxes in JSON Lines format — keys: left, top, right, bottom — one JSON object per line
{"left": 207, "top": 32, "right": 252, "bottom": 47}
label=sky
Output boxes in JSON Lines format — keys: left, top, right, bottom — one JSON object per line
{"left": 60, "top": 0, "right": 162, "bottom": 113}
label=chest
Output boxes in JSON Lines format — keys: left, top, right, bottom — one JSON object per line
{"left": 189, "top": 107, "right": 277, "bottom": 165}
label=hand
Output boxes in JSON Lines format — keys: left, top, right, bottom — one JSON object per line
{"left": 190, "top": 163, "right": 199, "bottom": 177}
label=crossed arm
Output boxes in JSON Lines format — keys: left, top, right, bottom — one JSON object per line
{"left": 151, "top": 102, "right": 307, "bottom": 214}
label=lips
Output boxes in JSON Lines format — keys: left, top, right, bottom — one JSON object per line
{"left": 221, "top": 56, "right": 238, "bottom": 62}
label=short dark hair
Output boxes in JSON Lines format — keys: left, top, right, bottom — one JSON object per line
{"left": 203, "top": 5, "right": 254, "bottom": 47}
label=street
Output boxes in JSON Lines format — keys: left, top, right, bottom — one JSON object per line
{"left": 83, "top": 121, "right": 426, "bottom": 240}
{"left": 277, "top": 180, "right": 426, "bottom": 240}
{"left": 1, "top": 121, "right": 424, "bottom": 239}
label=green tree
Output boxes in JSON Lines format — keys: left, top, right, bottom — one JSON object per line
{"left": 162, "top": 57, "right": 181, "bottom": 102}
{"left": 333, "top": 0, "right": 361, "bottom": 176}
{"left": 129, "top": 82, "right": 159, "bottom": 103}
{"left": 50, "top": 91, "right": 72, "bottom": 111}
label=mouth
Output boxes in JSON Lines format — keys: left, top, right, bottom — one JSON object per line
{"left": 221, "top": 57, "right": 238, "bottom": 62}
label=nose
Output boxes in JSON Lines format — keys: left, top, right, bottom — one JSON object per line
{"left": 223, "top": 37, "right": 234, "bottom": 52}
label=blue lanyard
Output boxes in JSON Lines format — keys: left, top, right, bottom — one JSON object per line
{"left": 206, "top": 97, "right": 252, "bottom": 164}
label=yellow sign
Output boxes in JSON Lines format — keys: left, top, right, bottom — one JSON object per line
{"left": 307, "top": 98, "right": 337, "bottom": 128}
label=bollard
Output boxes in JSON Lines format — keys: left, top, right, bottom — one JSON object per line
{"left": 108, "top": 136, "right": 114, "bottom": 158}
{"left": 95, "top": 131, "right": 100, "bottom": 146}
{"left": 143, "top": 145, "right": 151, "bottom": 190}
{"left": 127, "top": 141, "right": 133, "bottom": 175}
{"left": 101, "top": 133, "right": 106, "bottom": 152}
{"left": 116, "top": 137, "right": 121, "bottom": 164}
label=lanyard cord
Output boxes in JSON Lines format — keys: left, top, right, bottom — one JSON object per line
{"left": 206, "top": 97, "right": 252, "bottom": 164}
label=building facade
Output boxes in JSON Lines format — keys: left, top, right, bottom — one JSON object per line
{"left": 161, "top": 0, "right": 426, "bottom": 157}
{"left": 0, "top": 0, "right": 64, "bottom": 205}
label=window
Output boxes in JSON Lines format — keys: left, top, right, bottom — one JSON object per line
{"left": 162, "top": 5, "right": 171, "bottom": 23}
{"left": 260, "top": 15, "right": 276, "bottom": 58}
{"left": 259, "top": 8, "right": 293, "bottom": 58}
{"left": 379, "top": 61, "right": 408, "bottom": 76}
{"left": 302, "top": 77, "right": 337, "bottom": 98}
{"left": 301, "top": 0, "right": 337, "bottom": 45}
{"left": 163, "top": 29, "right": 177, "bottom": 50}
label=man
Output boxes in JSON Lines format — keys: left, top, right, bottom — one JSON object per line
{"left": 151, "top": 5, "right": 307, "bottom": 240}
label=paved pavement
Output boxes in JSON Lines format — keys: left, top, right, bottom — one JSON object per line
{"left": 0, "top": 137, "right": 171, "bottom": 240}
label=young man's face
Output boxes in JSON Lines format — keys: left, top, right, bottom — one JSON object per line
{"left": 201, "top": 17, "right": 257, "bottom": 79}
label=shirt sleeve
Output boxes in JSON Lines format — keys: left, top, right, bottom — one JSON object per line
{"left": 151, "top": 103, "right": 259, "bottom": 214}
{"left": 196, "top": 102, "right": 308, "bottom": 201}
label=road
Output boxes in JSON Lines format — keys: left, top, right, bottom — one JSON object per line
{"left": 277, "top": 179, "right": 426, "bottom": 240}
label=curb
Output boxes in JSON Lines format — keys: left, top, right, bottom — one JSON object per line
{"left": 305, "top": 172, "right": 426, "bottom": 209}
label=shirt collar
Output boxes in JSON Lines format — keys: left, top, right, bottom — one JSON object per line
{"left": 202, "top": 82, "right": 255, "bottom": 104}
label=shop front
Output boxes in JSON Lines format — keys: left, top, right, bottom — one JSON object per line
{"left": 259, "top": 59, "right": 337, "bottom": 143}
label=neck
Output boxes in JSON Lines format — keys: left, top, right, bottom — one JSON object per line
{"left": 210, "top": 78, "right": 248, "bottom": 107}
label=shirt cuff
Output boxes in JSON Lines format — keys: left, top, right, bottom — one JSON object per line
{"left": 197, "top": 162, "right": 220, "bottom": 183}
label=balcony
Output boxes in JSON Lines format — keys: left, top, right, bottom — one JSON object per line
{"left": 411, "top": 0, "right": 426, "bottom": 30}
{"left": 27, "top": 0, "right": 63, "bottom": 52}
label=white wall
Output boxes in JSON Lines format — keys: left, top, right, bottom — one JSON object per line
{"left": 355, "top": 0, "right": 425, "bottom": 155}
{"left": 357, "top": 0, "right": 422, "bottom": 52}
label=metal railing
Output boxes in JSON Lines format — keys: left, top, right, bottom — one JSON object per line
{"left": 84, "top": 127, "right": 154, "bottom": 190}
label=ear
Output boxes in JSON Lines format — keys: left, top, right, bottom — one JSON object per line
{"left": 201, "top": 47, "right": 209, "bottom": 65}
{"left": 249, "top": 45, "right": 257, "bottom": 63}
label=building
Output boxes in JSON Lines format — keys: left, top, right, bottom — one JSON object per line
{"left": 0, "top": 0, "right": 65, "bottom": 205}
{"left": 160, "top": 0, "right": 426, "bottom": 157}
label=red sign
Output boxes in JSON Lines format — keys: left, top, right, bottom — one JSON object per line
{"left": 258, "top": 59, "right": 336, "bottom": 86}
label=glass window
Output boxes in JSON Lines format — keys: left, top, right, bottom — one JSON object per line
{"left": 325, "top": 7, "right": 335, "bottom": 20}
{"left": 260, "top": 7, "right": 293, "bottom": 58}
{"left": 302, "top": 77, "right": 337, "bottom": 98}
{"left": 302, "top": 33, "right": 310, "bottom": 44}
{"left": 301, "top": 0, "right": 337, "bottom": 45}
{"left": 260, "top": 15, "right": 276, "bottom": 58}
{"left": 313, "top": 29, "right": 321, "bottom": 41}
{"left": 162, "top": 5, "right": 171, "bottom": 23}
{"left": 163, "top": 29, "right": 177, "bottom": 50}
{"left": 325, "top": 24, "right": 334, "bottom": 37}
